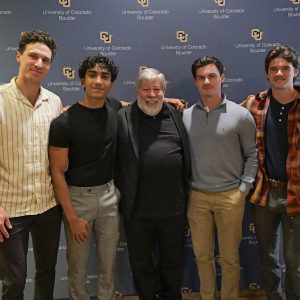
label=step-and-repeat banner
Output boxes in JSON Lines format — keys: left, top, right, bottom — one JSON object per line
{"left": 0, "top": 0, "right": 299, "bottom": 298}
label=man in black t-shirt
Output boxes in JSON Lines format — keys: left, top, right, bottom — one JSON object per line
{"left": 115, "top": 68, "right": 190, "bottom": 300}
{"left": 48, "top": 56, "right": 120, "bottom": 300}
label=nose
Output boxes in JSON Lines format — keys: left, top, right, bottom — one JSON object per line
{"left": 95, "top": 76, "right": 103, "bottom": 84}
{"left": 149, "top": 89, "right": 156, "bottom": 97}
{"left": 276, "top": 69, "right": 283, "bottom": 76}
{"left": 35, "top": 58, "right": 43, "bottom": 68}
{"left": 204, "top": 77, "right": 210, "bottom": 84}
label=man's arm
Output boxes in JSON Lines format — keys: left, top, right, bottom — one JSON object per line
{"left": 0, "top": 207, "right": 12, "bottom": 242}
{"left": 48, "top": 146, "right": 89, "bottom": 243}
{"left": 239, "top": 111, "right": 258, "bottom": 195}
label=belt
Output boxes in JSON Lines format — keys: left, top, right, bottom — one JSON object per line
{"left": 268, "top": 179, "right": 287, "bottom": 188}
{"left": 69, "top": 180, "right": 113, "bottom": 193}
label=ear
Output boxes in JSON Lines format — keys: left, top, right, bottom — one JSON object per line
{"left": 16, "top": 51, "right": 21, "bottom": 63}
{"left": 294, "top": 68, "right": 299, "bottom": 78}
{"left": 80, "top": 78, "right": 85, "bottom": 87}
{"left": 220, "top": 73, "right": 225, "bottom": 83}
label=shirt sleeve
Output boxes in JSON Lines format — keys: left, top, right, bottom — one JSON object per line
{"left": 48, "top": 113, "right": 71, "bottom": 148}
{"left": 107, "top": 97, "right": 122, "bottom": 112}
{"left": 239, "top": 109, "right": 258, "bottom": 195}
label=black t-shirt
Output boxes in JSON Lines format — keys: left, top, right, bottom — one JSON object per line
{"left": 49, "top": 97, "right": 121, "bottom": 186}
{"left": 136, "top": 104, "right": 185, "bottom": 217}
{"left": 265, "top": 95, "right": 293, "bottom": 181}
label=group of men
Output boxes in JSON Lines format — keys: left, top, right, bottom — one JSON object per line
{"left": 0, "top": 29, "right": 299, "bottom": 300}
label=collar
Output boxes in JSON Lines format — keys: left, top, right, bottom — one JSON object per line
{"left": 11, "top": 77, "right": 48, "bottom": 108}
{"left": 196, "top": 94, "right": 228, "bottom": 111}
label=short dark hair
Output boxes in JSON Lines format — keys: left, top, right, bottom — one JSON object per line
{"left": 265, "top": 45, "right": 299, "bottom": 73}
{"left": 191, "top": 55, "right": 225, "bottom": 79}
{"left": 78, "top": 55, "right": 119, "bottom": 82}
{"left": 18, "top": 29, "right": 57, "bottom": 59}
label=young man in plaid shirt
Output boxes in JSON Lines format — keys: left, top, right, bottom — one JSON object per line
{"left": 242, "top": 45, "right": 300, "bottom": 300}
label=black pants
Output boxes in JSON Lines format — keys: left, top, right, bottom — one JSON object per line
{"left": 0, "top": 206, "right": 62, "bottom": 300}
{"left": 124, "top": 214, "right": 186, "bottom": 300}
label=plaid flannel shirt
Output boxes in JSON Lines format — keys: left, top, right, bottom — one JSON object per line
{"left": 242, "top": 86, "right": 300, "bottom": 216}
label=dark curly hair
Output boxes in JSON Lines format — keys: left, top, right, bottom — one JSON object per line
{"left": 78, "top": 55, "right": 119, "bottom": 82}
{"left": 18, "top": 29, "right": 57, "bottom": 59}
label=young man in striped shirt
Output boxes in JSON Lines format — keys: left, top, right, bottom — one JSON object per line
{"left": 0, "top": 30, "right": 62, "bottom": 300}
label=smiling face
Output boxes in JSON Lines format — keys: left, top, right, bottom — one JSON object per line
{"left": 137, "top": 78, "right": 164, "bottom": 116}
{"left": 16, "top": 42, "right": 52, "bottom": 85}
{"left": 267, "top": 57, "right": 298, "bottom": 91}
{"left": 81, "top": 65, "right": 114, "bottom": 101}
{"left": 194, "top": 63, "right": 224, "bottom": 99}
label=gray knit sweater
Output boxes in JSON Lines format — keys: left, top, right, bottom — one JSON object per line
{"left": 183, "top": 97, "right": 258, "bottom": 194}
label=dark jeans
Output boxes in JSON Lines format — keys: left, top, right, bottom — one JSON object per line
{"left": 124, "top": 214, "right": 186, "bottom": 300}
{"left": 251, "top": 187, "right": 300, "bottom": 300}
{"left": 0, "top": 205, "right": 62, "bottom": 300}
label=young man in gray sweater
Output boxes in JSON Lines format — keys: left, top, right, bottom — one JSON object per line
{"left": 183, "top": 56, "right": 258, "bottom": 300}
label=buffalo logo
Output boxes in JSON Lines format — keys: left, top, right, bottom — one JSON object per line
{"left": 176, "top": 31, "right": 188, "bottom": 43}
{"left": 290, "top": 0, "right": 300, "bottom": 4}
{"left": 58, "top": 0, "right": 71, "bottom": 8}
{"left": 63, "top": 67, "right": 75, "bottom": 79}
{"left": 138, "top": 0, "right": 149, "bottom": 7}
{"left": 215, "top": 0, "right": 225, "bottom": 6}
{"left": 99, "top": 32, "right": 112, "bottom": 43}
{"left": 251, "top": 29, "right": 263, "bottom": 41}
{"left": 249, "top": 223, "right": 256, "bottom": 234}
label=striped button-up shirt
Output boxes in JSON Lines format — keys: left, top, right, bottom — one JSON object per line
{"left": 0, "top": 77, "right": 62, "bottom": 217}
{"left": 242, "top": 87, "right": 300, "bottom": 216}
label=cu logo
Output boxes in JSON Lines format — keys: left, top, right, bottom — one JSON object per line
{"left": 290, "top": 0, "right": 300, "bottom": 4}
{"left": 63, "top": 67, "right": 75, "bottom": 79}
{"left": 184, "top": 226, "right": 191, "bottom": 237}
{"left": 99, "top": 32, "right": 112, "bottom": 44}
{"left": 181, "top": 287, "right": 192, "bottom": 294}
{"left": 249, "top": 223, "right": 256, "bottom": 234}
{"left": 249, "top": 283, "right": 260, "bottom": 289}
{"left": 176, "top": 31, "right": 188, "bottom": 43}
{"left": 215, "top": 255, "right": 221, "bottom": 266}
{"left": 251, "top": 29, "right": 263, "bottom": 41}
{"left": 138, "top": 0, "right": 149, "bottom": 7}
{"left": 58, "top": 0, "right": 71, "bottom": 8}
{"left": 139, "top": 65, "right": 148, "bottom": 72}
{"left": 215, "top": 0, "right": 225, "bottom": 7}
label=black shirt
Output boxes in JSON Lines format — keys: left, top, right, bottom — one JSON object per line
{"left": 49, "top": 98, "right": 121, "bottom": 186}
{"left": 265, "top": 95, "right": 294, "bottom": 181}
{"left": 136, "top": 104, "right": 185, "bottom": 217}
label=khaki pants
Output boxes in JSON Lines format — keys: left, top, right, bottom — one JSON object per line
{"left": 187, "top": 188, "right": 245, "bottom": 300}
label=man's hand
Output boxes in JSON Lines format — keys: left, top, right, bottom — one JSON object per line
{"left": 68, "top": 216, "right": 89, "bottom": 244}
{"left": 0, "top": 207, "right": 12, "bottom": 243}
{"left": 164, "top": 98, "right": 187, "bottom": 112}
{"left": 61, "top": 105, "right": 70, "bottom": 113}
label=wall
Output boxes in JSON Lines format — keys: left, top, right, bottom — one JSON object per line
{"left": 0, "top": 0, "right": 299, "bottom": 298}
